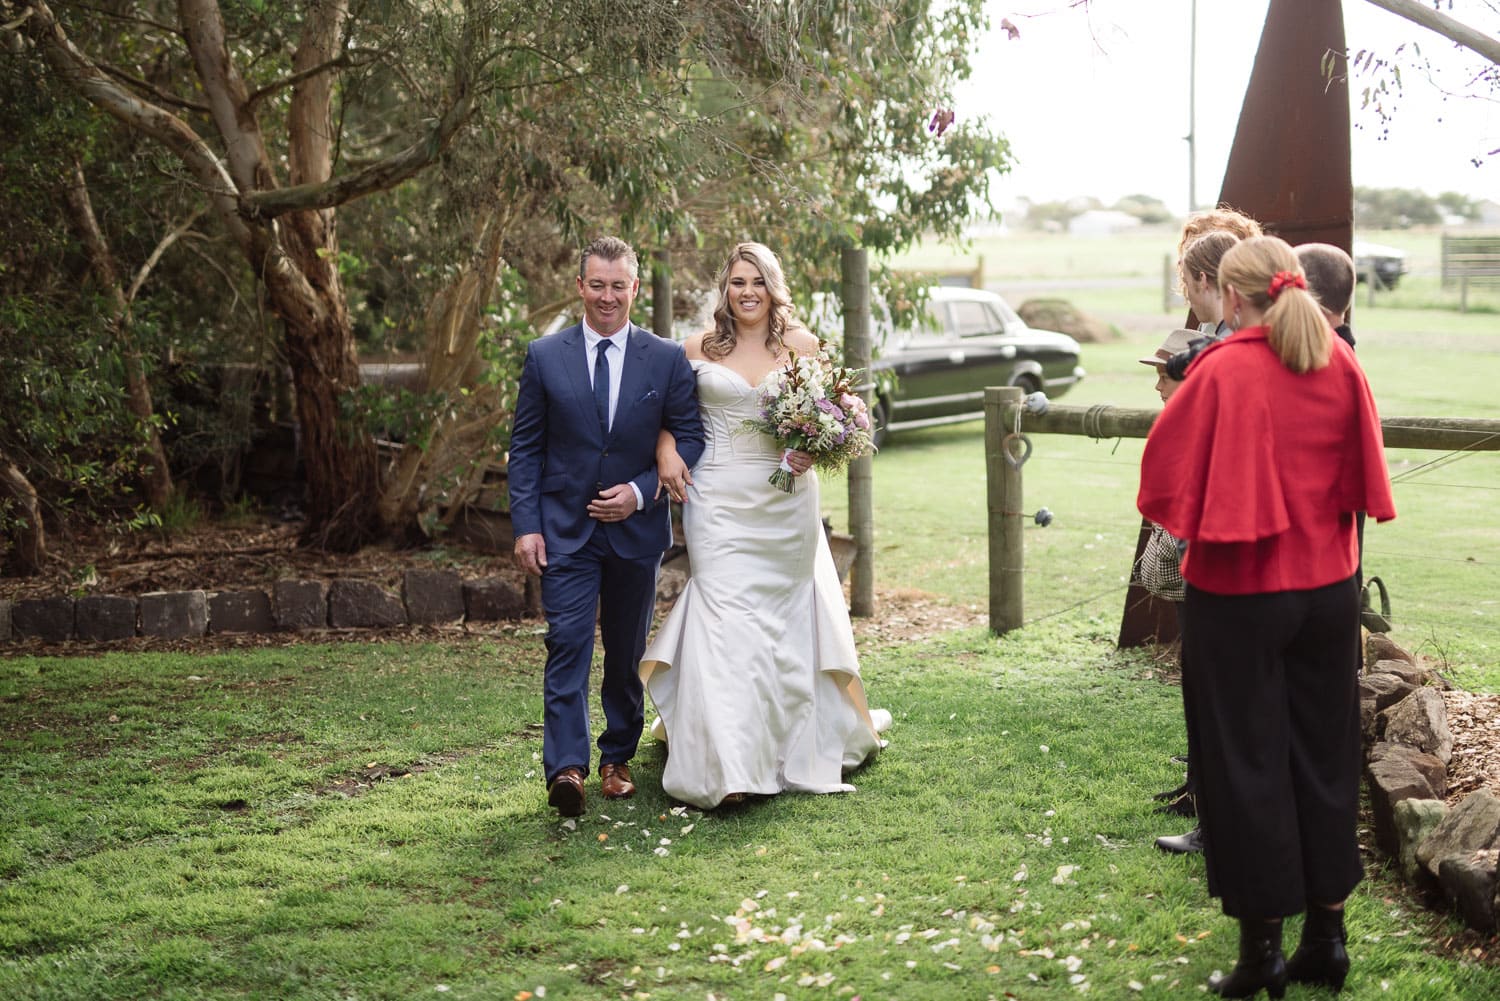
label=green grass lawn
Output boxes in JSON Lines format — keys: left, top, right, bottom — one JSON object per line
{"left": 5, "top": 631, "right": 1499, "bottom": 1000}
{"left": 2, "top": 228, "right": 1495, "bottom": 1000}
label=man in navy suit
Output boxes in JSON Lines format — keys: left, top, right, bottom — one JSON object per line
{"left": 509, "top": 236, "right": 705, "bottom": 817}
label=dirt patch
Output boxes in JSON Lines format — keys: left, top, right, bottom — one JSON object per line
{"left": 847, "top": 586, "right": 987, "bottom": 646}
{"left": 0, "top": 518, "right": 513, "bottom": 602}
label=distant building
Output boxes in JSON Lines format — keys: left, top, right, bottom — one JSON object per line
{"left": 1474, "top": 199, "right": 1500, "bottom": 228}
{"left": 1067, "top": 209, "right": 1142, "bottom": 236}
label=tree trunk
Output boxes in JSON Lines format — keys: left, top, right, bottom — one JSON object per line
{"left": 60, "top": 160, "right": 176, "bottom": 510}
{"left": 0, "top": 452, "right": 46, "bottom": 576}
{"left": 273, "top": 0, "right": 379, "bottom": 551}
{"left": 268, "top": 218, "right": 382, "bottom": 551}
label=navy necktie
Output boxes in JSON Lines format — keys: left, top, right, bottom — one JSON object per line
{"left": 593, "top": 339, "right": 612, "bottom": 433}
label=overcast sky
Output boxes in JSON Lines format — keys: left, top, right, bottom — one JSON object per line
{"left": 957, "top": 0, "right": 1498, "bottom": 214}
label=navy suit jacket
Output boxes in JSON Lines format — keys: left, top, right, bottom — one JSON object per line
{"left": 508, "top": 322, "right": 704, "bottom": 560}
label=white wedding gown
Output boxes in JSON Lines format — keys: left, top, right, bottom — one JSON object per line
{"left": 640, "top": 359, "right": 890, "bottom": 809}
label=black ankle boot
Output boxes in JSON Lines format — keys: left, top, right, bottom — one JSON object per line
{"left": 1286, "top": 906, "right": 1349, "bottom": 992}
{"left": 1209, "top": 918, "right": 1286, "bottom": 999}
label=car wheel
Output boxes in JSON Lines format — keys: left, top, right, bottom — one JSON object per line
{"left": 1011, "top": 373, "right": 1041, "bottom": 397}
{"left": 872, "top": 396, "right": 891, "bottom": 450}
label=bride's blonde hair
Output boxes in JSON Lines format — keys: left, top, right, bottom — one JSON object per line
{"left": 702, "top": 242, "right": 794, "bottom": 361}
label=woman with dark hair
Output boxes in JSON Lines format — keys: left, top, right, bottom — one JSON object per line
{"left": 1139, "top": 236, "right": 1395, "bottom": 998}
{"left": 642, "top": 242, "right": 889, "bottom": 810}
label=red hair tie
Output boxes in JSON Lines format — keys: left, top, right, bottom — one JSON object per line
{"left": 1267, "top": 270, "right": 1307, "bottom": 301}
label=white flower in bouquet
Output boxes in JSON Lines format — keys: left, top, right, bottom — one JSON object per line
{"left": 743, "top": 348, "right": 876, "bottom": 492}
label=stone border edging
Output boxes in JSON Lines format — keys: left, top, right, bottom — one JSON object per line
{"left": 0, "top": 569, "right": 538, "bottom": 645}
{"left": 1361, "top": 632, "right": 1500, "bottom": 936}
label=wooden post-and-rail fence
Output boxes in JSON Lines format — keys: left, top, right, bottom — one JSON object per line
{"left": 983, "top": 385, "right": 1500, "bottom": 636}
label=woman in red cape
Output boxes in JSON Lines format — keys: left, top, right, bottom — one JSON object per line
{"left": 1139, "top": 236, "right": 1395, "bottom": 999}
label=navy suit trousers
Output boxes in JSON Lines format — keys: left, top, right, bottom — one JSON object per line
{"left": 540, "top": 526, "right": 660, "bottom": 782}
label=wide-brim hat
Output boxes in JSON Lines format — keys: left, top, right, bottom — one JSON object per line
{"left": 1138, "top": 328, "right": 1199, "bottom": 367}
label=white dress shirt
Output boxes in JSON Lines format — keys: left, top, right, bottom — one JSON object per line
{"left": 582, "top": 321, "right": 644, "bottom": 510}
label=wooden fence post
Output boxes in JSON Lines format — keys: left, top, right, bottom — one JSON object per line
{"left": 985, "top": 386, "right": 1025, "bottom": 634}
{"left": 841, "top": 247, "right": 875, "bottom": 617}
{"left": 652, "top": 250, "right": 672, "bottom": 339}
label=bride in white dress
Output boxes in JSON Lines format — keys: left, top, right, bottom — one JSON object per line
{"left": 641, "top": 242, "right": 890, "bottom": 810}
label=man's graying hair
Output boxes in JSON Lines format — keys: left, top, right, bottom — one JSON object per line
{"left": 579, "top": 236, "right": 639, "bottom": 279}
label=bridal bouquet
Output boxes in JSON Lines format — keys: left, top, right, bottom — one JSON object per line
{"left": 744, "top": 348, "right": 876, "bottom": 492}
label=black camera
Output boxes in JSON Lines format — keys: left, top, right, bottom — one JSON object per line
{"left": 1164, "top": 332, "right": 1222, "bottom": 381}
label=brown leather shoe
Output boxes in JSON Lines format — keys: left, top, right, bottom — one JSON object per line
{"left": 547, "top": 767, "right": 585, "bottom": 817}
{"left": 600, "top": 762, "right": 636, "bottom": 800}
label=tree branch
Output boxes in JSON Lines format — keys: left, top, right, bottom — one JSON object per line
{"left": 127, "top": 205, "right": 207, "bottom": 304}
{"left": 99, "top": 60, "right": 210, "bottom": 113}
{"left": 62, "top": 159, "right": 128, "bottom": 315}
{"left": 245, "top": 49, "right": 381, "bottom": 112}
{"left": 20, "top": 0, "right": 252, "bottom": 247}
{"left": 177, "top": 0, "right": 276, "bottom": 193}
{"left": 64, "top": 0, "right": 182, "bottom": 39}
{"left": 2, "top": 7, "right": 33, "bottom": 31}
{"left": 1361, "top": 0, "right": 1500, "bottom": 67}
{"left": 242, "top": 84, "right": 476, "bottom": 218}
{"left": 287, "top": 0, "right": 346, "bottom": 189}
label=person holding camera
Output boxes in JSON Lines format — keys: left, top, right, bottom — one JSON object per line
{"left": 1150, "top": 212, "right": 1259, "bottom": 846}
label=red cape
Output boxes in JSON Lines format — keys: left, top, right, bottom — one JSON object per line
{"left": 1139, "top": 329, "right": 1395, "bottom": 549}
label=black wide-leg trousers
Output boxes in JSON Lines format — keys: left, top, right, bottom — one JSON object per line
{"left": 1182, "top": 575, "right": 1364, "bottom": 919}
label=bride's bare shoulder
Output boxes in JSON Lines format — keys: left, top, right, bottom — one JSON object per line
{"left": 682, "top": 332, "right": 708, "bottom": 360}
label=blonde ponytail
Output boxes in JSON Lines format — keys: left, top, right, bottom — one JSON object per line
{"left": 1219, "top": 236, "right": 1331, "bottom": 374}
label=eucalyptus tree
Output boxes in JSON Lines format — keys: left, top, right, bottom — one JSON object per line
{"left": 10, "top": 0, "right": 561, "bottom": 549}
{"left": 7, "top": 0, "right": 1008, "bottom": 548}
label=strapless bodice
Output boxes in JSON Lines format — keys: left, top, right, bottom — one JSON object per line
{"left": 691, "top": 359, "right": 779, "bottom": 462}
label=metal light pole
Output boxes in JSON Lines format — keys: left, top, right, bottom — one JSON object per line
{"left": 1187, "top": 0, "right": 1198, "bottom": 213}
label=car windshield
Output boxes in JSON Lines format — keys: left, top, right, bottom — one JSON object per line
{"left": 989, "top": 294, "right": 1024, "bottom": 328}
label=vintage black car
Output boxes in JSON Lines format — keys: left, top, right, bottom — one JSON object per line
{"left": 865, "top": 287, "right": 1085, "bottom": 445}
